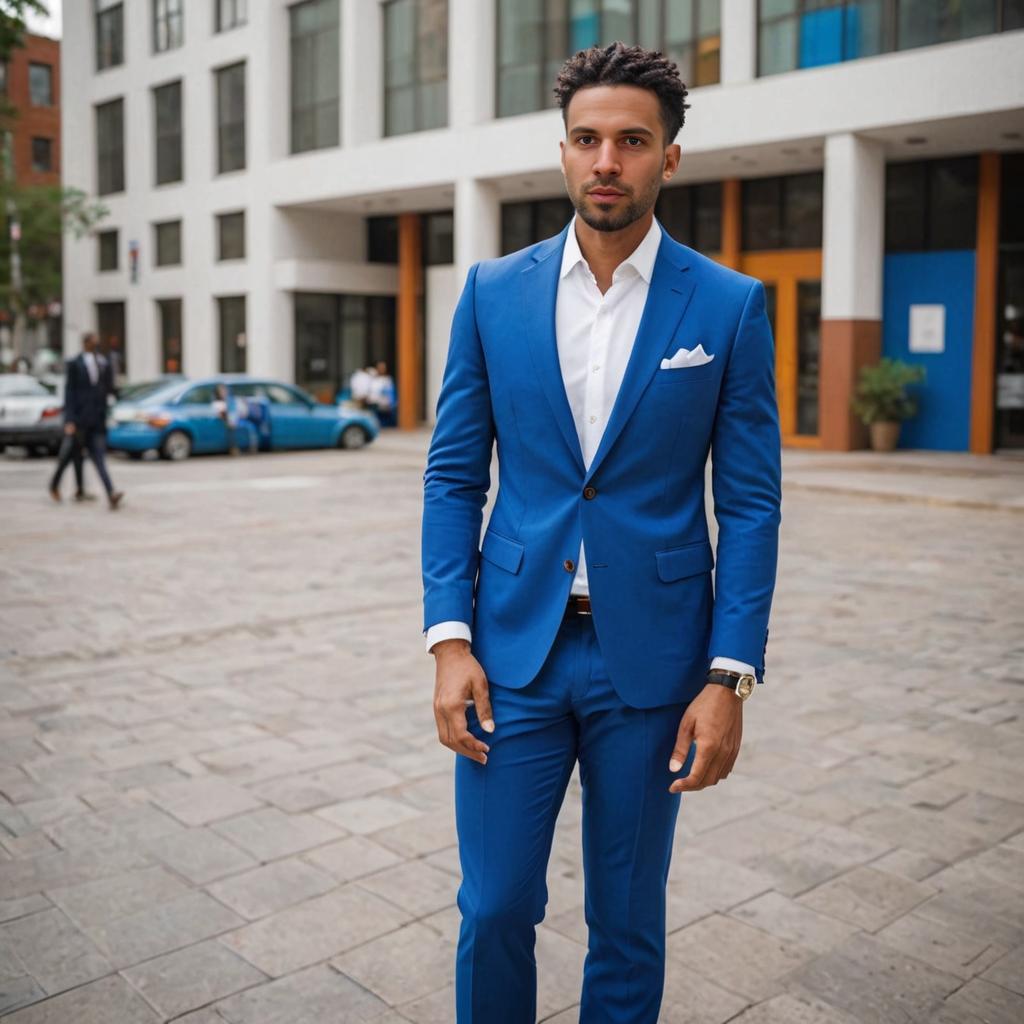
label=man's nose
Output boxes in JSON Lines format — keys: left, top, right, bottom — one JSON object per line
{"left": 592, "top": 141, "right": 621, "bottom": 176}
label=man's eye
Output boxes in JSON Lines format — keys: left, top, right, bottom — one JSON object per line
{"left": 625, "top": 137, "right": 643, "bottom": 146}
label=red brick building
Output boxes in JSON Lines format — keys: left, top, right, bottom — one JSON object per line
{"left": 1, "top": 31, "right": 60, "bottom": 184}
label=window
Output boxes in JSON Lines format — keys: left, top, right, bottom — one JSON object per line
{"left": 96, "top": 1, "right": 125, "bottom": 70}
{"left": 500, "top": 197, "right": 575, "bottom": 254}
{"left": 266, "top": 383, "right": 308, "bottom": 405}
{"left": 154, "top": 0, "right": 184, "bottom": 52}
{"left": 154, "top": 220, "right": 182, "bottom": 266}
{"left": 0, "top": 61, "right": 8, "bottom": 95}
{"left": 216, "top": 0, "right": 247, "bottom": 32}
{"left": 153, "top": 81, "right": 183, "bottom": 185}
{"left": 97, "top": 301, "right": 127, "bottom": 377}
{"left": 758, "top": 0, "right": 1019, "bottom": 77}
{"left": 181, "top": 383, "right": 216, "bottom": 405}
{"left": 423, "top": 210, "right": 454, "bottom": 264}
{"left": 29, "top": 63, "right": 53, "bottom": 106}
{"left": 158, "top": 298, "right": 183, "bottom": 373}
{"left": 884, "top": 157, "right": 978, "bottom": 252}
{"left": 31, "top": 137, "right": 53, "bottom": 173}
{"left": 96, "top": 98, "right": 125, "bottom": 196}
{"left": 290, "top": 0, "right": 340, "bottom": 154}
{"left": 216, "top": 62, "right": 246, "bottom": 173}
{"left": 742, "top": 172, "right": 823, "bottom": 251}
{"left": 98, "top": 229, "right": 119, "bottom": 272}
{"left": 384, "top": 0, "right": 448, "bottom": 136}
{"left": 218, "top": 296, "right": 247, "bottom": 372}
{"left": 655, "top": 182, "right": 722, "bottom": 251}
{"left": 217, "top": 211, "right": 246, "bottom": 260}
{"left": 367, "top": 216, "right": 399, "bottom": 263}
{"left": 497, "top": 1, "right": 720, "bottom": 119}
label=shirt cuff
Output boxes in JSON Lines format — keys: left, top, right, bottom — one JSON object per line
{"left": 709, "top": 656, "right": 757, "bottom": 676}
{"left": 425, "top": 620, "right": 472, "bottom": 654}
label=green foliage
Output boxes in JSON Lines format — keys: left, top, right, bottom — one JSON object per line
{"left": 0, "top": 183, "right": 109, "bottom": 314}
{"left": 851, "top": 357, "right": 927, "bottom": 425}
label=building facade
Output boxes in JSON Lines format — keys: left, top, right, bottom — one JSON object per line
{"left": 62, "top": 1, "right": 1024, "bottom": 451}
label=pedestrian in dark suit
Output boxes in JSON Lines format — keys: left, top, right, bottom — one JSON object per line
{"left": 49, "top": 332, "right": 124, "bottom": 510}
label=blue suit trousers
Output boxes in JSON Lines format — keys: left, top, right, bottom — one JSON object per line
{"left": 455, "top": 609, "right": 696, "bottom": 1022}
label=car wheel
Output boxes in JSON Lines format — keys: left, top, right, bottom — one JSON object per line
{"left": 161, "top": 430, "right": 192, "bottom": 461}
{"left": 338, "top": 424, "right": 368, "bottom": 450}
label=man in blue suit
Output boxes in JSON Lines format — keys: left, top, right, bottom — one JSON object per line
{"left": 422, "top": 42, "right": 781, "bottom": 1023}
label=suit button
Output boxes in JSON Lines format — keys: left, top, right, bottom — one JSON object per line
{"left": 583, "top": 486, "right": 597, "bottom": 500}
{"left": 563, "top": 559, "right": 575, "bottom": 572}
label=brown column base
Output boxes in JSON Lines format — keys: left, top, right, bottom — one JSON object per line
{"left": 819, "top": 319, "right": 882, "bottom": 451}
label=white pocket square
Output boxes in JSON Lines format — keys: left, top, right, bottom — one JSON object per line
{"left": 660, "top": 344, "right": 715, "bottom": 369}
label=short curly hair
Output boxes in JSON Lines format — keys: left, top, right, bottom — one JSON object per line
{"left": 553, "top": 42, "right": 690, "bottom": 146}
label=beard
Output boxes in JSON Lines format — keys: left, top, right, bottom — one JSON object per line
{"left": 568, "top": 174, "right": 661, "bottom": 233}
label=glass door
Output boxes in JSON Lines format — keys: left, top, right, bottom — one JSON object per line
{"left": 739, "top": 251, "right": 823, "bottom": 446}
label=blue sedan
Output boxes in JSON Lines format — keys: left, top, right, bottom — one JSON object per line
{"left": 108, "top": 375, "right": 380, "bottom": 460}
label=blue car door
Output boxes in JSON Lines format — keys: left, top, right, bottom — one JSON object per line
{"left": 263, "top": 384, "right": 316, "bottom": 448}
{"left": 176, "top": 383, "right": 224, "bottom": 453}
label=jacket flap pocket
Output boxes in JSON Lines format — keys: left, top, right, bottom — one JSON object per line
{"left": 480, "top": 528, "right": 525, "bottom": 574}
{"left": 655, "top": 539, "right": 714, "bottom": 582}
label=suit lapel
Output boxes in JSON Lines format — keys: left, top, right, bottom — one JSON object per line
{"left": 521, "top": 222, "right": 586, "bottom": 473}
{"left": 583, "top": 234, "right": 696, "bottom": 484}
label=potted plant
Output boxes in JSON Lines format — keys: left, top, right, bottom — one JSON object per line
{"left": 851, "top": 357, "right": 926, "bottom": 452}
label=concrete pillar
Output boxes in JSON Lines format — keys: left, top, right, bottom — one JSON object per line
{"left": 342, "top": 0, "right": 383, "bottom": 147}
{"left": 454, "top": 176, "right": 501, "bottom": 288}
{"left": 449, "top": 0, "right": 495, "bottom": 129}
{"left": 720, "top": 0, "right": 757, "bottom": 86}
{"left": 820, "top": 132, "right": 886, "bottom": 450}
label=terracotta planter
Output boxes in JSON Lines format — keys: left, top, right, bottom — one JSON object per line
{"left": 869, "top": 420, "right": 901, "bottom": 451}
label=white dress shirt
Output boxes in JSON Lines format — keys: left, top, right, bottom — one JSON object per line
{"left": 83, "top": 351, "right": 99, "bottom": 385}
{"left": 425, "top": 215, "right": 755, "bottom": 678}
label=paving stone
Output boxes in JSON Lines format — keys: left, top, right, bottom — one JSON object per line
{"left": 85, "top": 890, "right": 244, "bottom": 968}
{"left": 981, "top": 944, "right": 1024, "bottom": 995}
{"left": 874, "top": 909, "right": 1009, "bottom": 979}
{"left": 122, "top": 938, "right": 267, "bottom": 1019}
{"left": 0, "top": 974, "right": 47, "bottom": 1017}
{"left": 2, "top": 906, "right": 112, "bottom": 995}
{"left": 210, "top": 806, "right": 343, "bottom": 862}
{"left": 316, "top": 795, "right": 424, "bottom": 835}
{"left": 797, "top": 865, "right": 936, "bottom": 932}
{"left": 0, "top": 895, "right": 50, "bottom": 925}
{"left": 46, "top": 865, "right": 189, "bottom": 927}
{"left": 148, "top": 778, "right": 264, "bottom": 826}
{"left": 729, "top": 891, "right": 860, "bottom": 953}
{"left": 666, "top": 913, "right": 818, "bottom": 1002}
{"left": 207, "top": 857, "right": 337, "bottom": 920}
{"left": 935, "top": 977, "right": 1024, "bottom": 1023}
{"left": 302, "top": 835, "right": 404, "bottom": 882}
{"left": 214, "top": 963, "right": 390, "bottom": 1023}
{"left": 784, "top": 931, "right": 963, "bottom": 1024}
{"left": 331, "top": 921, "right": 454, "bottom": 1005}
{"left": 141, "top": 826, "right": 259, "bottom": 884}
{"left": 0, "top": 974, "right": 161, "bottom": 1023}
{"left": 220, "top": 886, "right": 413, "bottom": 977}
{"left": 656, "top": 960, "right": 751, "bottom": 1023}
{"left": 728, "top": 992, "right": 861, "bottom": 1023}
{"left": 851, "top": 805, "right": 990, "bottom": 863}
{"left": 355, "top": 858, "right": 458, "bottom": 918}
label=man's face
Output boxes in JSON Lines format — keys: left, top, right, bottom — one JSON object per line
{"left": 559, "top": 84, "right": 680, "bottom": 234}
{"left": 83, "top": 335, "right": 98, "bottom": 353}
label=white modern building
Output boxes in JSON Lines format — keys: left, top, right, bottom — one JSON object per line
{"left": 63, "top": 1, "right": 1024, "bottom": 451}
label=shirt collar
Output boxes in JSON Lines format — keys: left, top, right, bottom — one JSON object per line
{"left": 559, "top": 211, "right": 662, "bottom": 284}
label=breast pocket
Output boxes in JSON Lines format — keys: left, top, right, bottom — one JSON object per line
{"left": 653, "top": 364, "right": 718, "bottom": 384}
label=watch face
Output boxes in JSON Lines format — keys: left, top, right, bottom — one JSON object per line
{"left": 737, "top": 675, "right": 755, "bottom": 699}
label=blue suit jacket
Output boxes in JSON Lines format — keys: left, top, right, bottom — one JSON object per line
{"left": 422, "top": 221, "right": 781, "bottom": 709}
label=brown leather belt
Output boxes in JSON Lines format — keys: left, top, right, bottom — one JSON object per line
{"left": 565, "top": 594, "right": 592, "bottom": 616}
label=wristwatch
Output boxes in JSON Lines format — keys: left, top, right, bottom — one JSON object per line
{"left": 706, "top": 668, "right": 757, "bottom": 701}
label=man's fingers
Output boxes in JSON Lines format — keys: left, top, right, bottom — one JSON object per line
{"left": 668, "top": 720, "right": 694, "bottom": 772}
{"left": 670, "top": 743, "right": 716, "bottom": 792}
{"left": 434, "top": 704, "right": 490, "bottom": 765}
{"left": 470, "top": 679, "right": 495, "bottom": 733}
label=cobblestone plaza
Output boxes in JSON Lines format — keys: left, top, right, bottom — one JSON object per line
{"left": 1, "top": 436, "right": 1023, "bottom": 1022}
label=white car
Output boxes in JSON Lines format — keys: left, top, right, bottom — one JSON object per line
{"left": 0, "top": 374, "right": 64, "bottom": 455}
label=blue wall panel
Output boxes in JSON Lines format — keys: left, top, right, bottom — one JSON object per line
{"left": 881, "top": 250, "right": 975, "bottom": 451}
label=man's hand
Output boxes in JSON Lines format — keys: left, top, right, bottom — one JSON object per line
{"left": 667, "top": 685, "right": 743, "bottom": 793}
{"left": 432, "top": 639, "right": 494, "bottom": 765}
{"left": 63, "top": 423, "right": 76, "bottom": 436}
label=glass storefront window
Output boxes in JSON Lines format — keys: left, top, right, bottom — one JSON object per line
{"left": 996, "top": 151, "right": 1024, "bottom": 449}
{"left": 759, "top": 1, "right": 1016, "bottom": 77}
{"left": 218, "top": 296, "right": 247, "bottom": 373}
{"left": 655, "top": 181, "right": 722, "bottom": 252}
{"left": 157, "top": 298, "right": 183, "bottom": 374}
{"left": 384, "top": 0, "right": 448, "bottom": 137}
{"left": 497, "top": 1, "right": 721, "bottom": 119}
{"left": 884, "top": 157, "right": 978, "bottom": 252}
{"left": 796, "top": 280, "right": 820, "bottom": 436}
{"left": 742, "top": 172, "right": 823, "bottom": 251}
